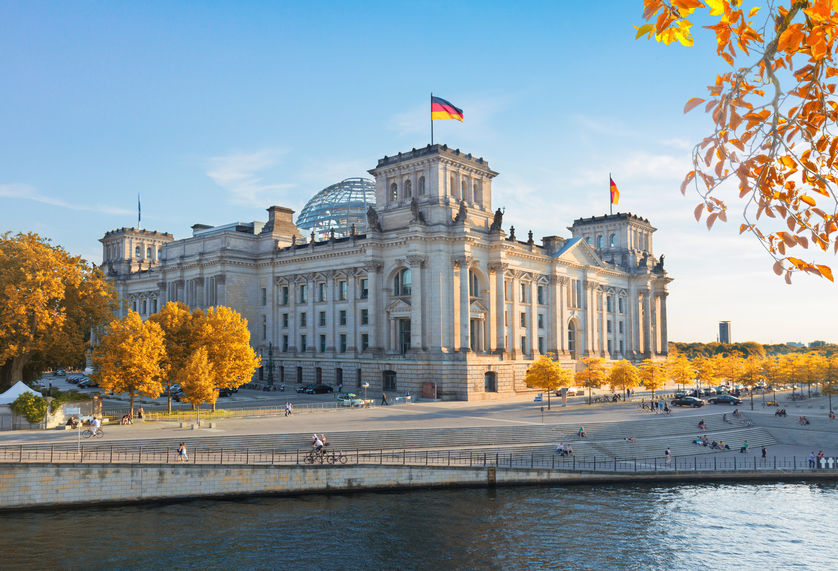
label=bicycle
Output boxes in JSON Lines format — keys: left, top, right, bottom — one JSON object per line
{"left": 326, "top": 450, "right": 348, "bottom": 464}
{"left": 304, "top": 448, "right": 326, "bottom": 464}
{"left": 81, "top": 427, "right": 104, "bottom": 438}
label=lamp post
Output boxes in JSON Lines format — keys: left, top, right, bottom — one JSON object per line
{"left": 362, "top": 381, "right": 369, "bottom": 404}
{"left": 267, "top": 342, "right": 274, "bottom": 387}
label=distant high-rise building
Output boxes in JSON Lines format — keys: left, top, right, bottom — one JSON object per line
{"left": 719, "top": 321, "right": 731, "bottom": 344}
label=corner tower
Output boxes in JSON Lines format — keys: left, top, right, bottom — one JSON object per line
{"left": 368, "top": 144, "right": 498, "bottom": 231}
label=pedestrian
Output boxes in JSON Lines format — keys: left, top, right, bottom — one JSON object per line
{"left": 761, "top": 445, "right": 767, "bottom": 461}
{"left": 740, "top": 440, "right": 749, "bottom": 454}
{"left": 665, "top": 448, "right": 671, "bottom": 465}
{"left": 137, "top": 406, "right": 144, "bottom": 421}
{"left": 178, "top": 442, "right": 188, "bottom": 462}
{"left": 381, "top": 392, "right": 389, "bottom": 405}
{"left": 809, "top": 451, "right": 816, "bottom": 468}
{"left": 284, "top": 401, "right": 293, "bottom": 416}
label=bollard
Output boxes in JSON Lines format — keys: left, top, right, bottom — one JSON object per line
{"left": 50, "top": 445, "right": 54, "bottom": 464}
{"left": 139, "top": 446, "right": 142, "bottom": 464}
{"left": 272, "top": 449, "right": 275, "bottom": 465}
{"left": 19, "top": 445, "right": 22, "bottom": 463}
{"left": 246, "top": 448, "right": 249, "bottom": 465}
{"left": 110, "top": 446, "right": 114, "bottom": 464}
{"left": 774, "top": 456, "right": 777, "bottom": 470}
{"left": 448, "top": 450, "right": 451, "bottom": 466}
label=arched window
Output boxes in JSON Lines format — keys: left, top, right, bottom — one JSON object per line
{"left": 390, "top": 182, "right": 398, "bottom": 203}
{"left": 473, "top": 182, "right": 482, "bottom": 206}
{"left": 157, "top": 249, "right": 162, "bottom": 261}
{"left": 418, "top": 176, "right": 426, "bottom": 195}
{"left": 568, "top": 322, "right": 577, "bottom": 357}
{"left": 597, "top": 235, "right": 604, "bottom": 249}
{"left": 146, "top": 246, "right": 153, "bottom": 259}
{"left": 610, "top": 233, "right": 616, "bottom": 247}
{"left": 469, "top": 270, "right": 479, "bottom": 297}
{"left": 462, "top": 178, "right": 469, "bottom": 201}
{"left": 404, "top": 179, "right": 412, "bottom": 199}
{"left": 450, "top": 175, "right": 458, "bottom": 198}
{"left": 135, "top": 246, "right": 142, "bottom": 258}
{"left": 393, "top": 268, "right": 412, "bottom": 296}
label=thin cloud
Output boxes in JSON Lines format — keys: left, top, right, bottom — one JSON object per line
{"left": 0, "top": 183, "right": 131, "bottom": 215}
{"left": 206, "top": 148, "right": 296, "bottom": 206}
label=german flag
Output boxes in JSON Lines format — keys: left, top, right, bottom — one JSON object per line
{"left": 610, "top": 177, "right": 620, "bottom": 205}
{"left": 431, "top": 96, "right": 463, "bottom": 121}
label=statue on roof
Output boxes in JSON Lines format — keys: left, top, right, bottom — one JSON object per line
{"left": 366, "top": 205, "right": 382, "bottom": 232}
{"left": 489, "top": 208, "right": 503, "bottom": 233}
{"left": 410, "top": 198, "right": 426, "bottom": 224}
{"left": 453, "top": 200, "right": 467, "bottom": 223}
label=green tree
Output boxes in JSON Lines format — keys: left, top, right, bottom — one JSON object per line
{"left": 0, "top": 232, "right": 117, "bottom": 390}
{"left": 10, "top": 391, "right": 48, "bottom": 425}
{"left": 575, "top": 357, "right": 610, "bottom": 405}
{"left": 524, "top": 354, "right": 573, "bottom": 410}
{"left": 92, "top": 311, "right": 167, "bottom": 415}
{"left": 608, "top": 360, "right": 640, "bottom": 398}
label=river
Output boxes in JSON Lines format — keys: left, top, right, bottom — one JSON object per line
{"left": 1, "top": 482, "right": 835, "bottom": 569}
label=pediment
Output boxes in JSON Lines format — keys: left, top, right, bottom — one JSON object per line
{"left": 470, "top": 298, "right": 488, "bottom": 316}
{"left": 386, "top": 298, "right": 412, "bottom": 314}
{"left": 554, "top": 238, "right": 604, "bottom": 267}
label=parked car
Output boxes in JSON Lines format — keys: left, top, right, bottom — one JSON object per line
{"left": 297, "top": 384, "right": 315, "bottom": 393}
{"left": 217, "top": 387, "right": 236, "bottom": 397}
{"left": 708, "top": 394, "right": 742, "bottom": 405}
{"left": 671, "top": 396, "right": 705, "bottom": 408}
{"left": 306, "top": 384, "right": 334, "bottom": 394}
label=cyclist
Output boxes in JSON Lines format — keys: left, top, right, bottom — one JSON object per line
{"left": 91, "top": 416, "right": 101, "bottom": 436}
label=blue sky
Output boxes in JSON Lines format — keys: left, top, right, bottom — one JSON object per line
{"left": 1, "top": 1, "right": 835, "bottom": 344}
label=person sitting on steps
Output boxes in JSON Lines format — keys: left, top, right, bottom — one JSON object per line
{"left": 577, "top": 427, "right": 586, "bottom": 438}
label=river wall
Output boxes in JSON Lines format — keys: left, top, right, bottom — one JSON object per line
{"left": 2, "top": 462, "right": 838, "bottom": 511}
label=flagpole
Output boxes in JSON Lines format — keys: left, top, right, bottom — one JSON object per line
{"left": 609, "top": 172, "right": 612, "bottom": 215}
{"left": 138, "top": 192, "right": 142, "bottom": 229}
{"left": 430, "top": 92, "right": 434, "bottom": 146}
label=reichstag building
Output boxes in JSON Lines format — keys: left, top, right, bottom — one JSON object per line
{"left": 100, "top": 145, "right": 671, "bottom": 400}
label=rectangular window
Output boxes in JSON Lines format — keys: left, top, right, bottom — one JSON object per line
{"left": 504, "top": 280, "right": 511, "bottom": 301}
{"left": 339, "top": 310, "right": 347, "bottom": 326}
{"left": 537, "top": 314, "right": 544, "bottom": 329}
{"left": 261, "top": 288, "right": 267, "bottom": 306}
{"left": 151, "top": 299, "right": 157, "bottom": 313}
{"left": 608, "top": 339, "right": 613, "bottom": 354}
{"left": 361, "top": 309, "right": 369, "bottom": 325}
{"left": 520, "top": 312, "right": 527, "bottom": 327}
{"left": 132, "top": 301, "right": 137, "bottom": 312}
{"left": 361, "top": 333, "right": 369, "bottom": 351}
{"left": 360, "top": 278, "right": 368, "bottom": 299}
{"left": 300, "top": 335, "right": 307, "bottom": 352}
{"left": 504, "top": 310, "right": 508, "bottom": 326}
{"left": 142, "top": 300, "right": 147, "bottom": 314}
{"left": 619, "top": 340, "right": 624, "bottom": 354}
{"left": 521, "top": 336, "right": 527, "bottom": 353}
{"left": 319, "top": 311, "right": 326, "bottom": 327}
{"left": 520, "top": 283, "right": 527, "bottom": 302}
{"left": 319, "top": 335, "right": 326, "bottom": 353}
{"left": 282, "top": 313, "right": 288, "bottom": 328}
{"left": 296, "top": 366, "right": 303, "bottom": 384}
{"left": 619, "top": 321, "right": 624, "bottom": 334}
{"left": 607, "top": 321, "right": 612, "bottom": 334}
{"left": 318, "top": 282, "right": 326, "bottom": 302}
{"left": 282, "top": 286, "right": 289, "bottom": 305}
{"left": 261, "top": 315, "right": 266, "bottom": 340}
{"left": 340, "top": 334, "right": 347, "bottom": 353}
{"left": 618, "top": 297, "right": 624, "bottom": 313}
{"left": 537, "top": 285, "right": 544, "bottom": 304}
{"left": 339, "top": 280, "right": 347, "bottom": 300}
{"left": 538, "top": 336, "right": 544, "bottom": 354}
{"left": 299, "top": 284, "right": 307, "bottom": 303}
{"left": 282, "top": 335, "right": 288, "bottom": 352}
{"left": 300, "top": 312, "right": 307, "bottom": 327}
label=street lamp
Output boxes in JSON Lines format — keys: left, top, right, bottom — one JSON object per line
{"left": 267, "top": 342, "right": 274, "bottom": 388}
{"left": 361, "top": 381, "right": 369, "bottom": 404}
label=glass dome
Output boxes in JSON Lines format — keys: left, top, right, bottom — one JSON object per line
{"left": 296, "top": 177, "right": 375, "bottom": 239}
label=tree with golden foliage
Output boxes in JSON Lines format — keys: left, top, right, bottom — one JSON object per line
{"left": 666, "top": 352, "right": 696, "bottom": 389}
{"left": 0, "top": 232, "right": 117, "bottom": 390}
{"left": 524, "top": 354, "right": 574, "bottom": 410}
{"left": 148, "top": 301, "right": 194, "bottom": 412}
{"left": 638, "top": 0, "right": 838, "bottom": 282}
{"left": 716, "top": 354, "right": 745, "bottom": 386}
{"left": 178, "top": 347, "right": 216, "bottom": 409}
{"left": 575, "top": 357, "right": 611, "bottom": 404}
{"left": 639, "top": 359, "right": 667, "bottom": 397}
{"left": 740, "top": 355, "right": 767, "bottom": 387}
{"left": 92, "top": 311, "right": 166, "bottom": 414}
{"left": 821, "top": 353, "right": 838, "bottom": 413}
{"left": 693, "top": 355, "right": 719, "bottom": 388}
{"left": 608, "top": 360, "right": 640, "bottom": 398}
{"left": 184, "top": 306, "right": 261, "bottom": 411}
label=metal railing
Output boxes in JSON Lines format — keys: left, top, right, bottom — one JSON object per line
{"left": 1, "top": 444, "right": 835, "bottom": 474}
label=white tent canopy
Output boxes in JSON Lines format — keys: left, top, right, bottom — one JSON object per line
{"left": 0, "top": 381, "right": 37, "bottom": 405}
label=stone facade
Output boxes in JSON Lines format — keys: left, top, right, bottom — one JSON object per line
{"left": 101, "top": 144, "right": 671, "bottom": 400}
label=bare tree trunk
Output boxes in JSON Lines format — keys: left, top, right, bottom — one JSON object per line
{"left": 9, "top": 354, "right": 30, "bottom": 388}
{"left": 129, "top": 390, "right": 135, "bottom": 418}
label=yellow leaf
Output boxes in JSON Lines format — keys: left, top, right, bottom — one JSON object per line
{"left": 817, "top": 265, "right": 834, "bottom": 282}
{"left": 748, "top": 6, "right": 760, "bottom": 17}
{"left": 800, "top": 195, "right": 816, "bottom": 207}
{"left": 634, "top": 24, "right": 655, "bottom": 39}
{"left": 706, "top": 0, "right": 725, "bottom": 16}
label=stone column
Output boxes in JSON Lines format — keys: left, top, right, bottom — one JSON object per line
{"left": 288, "top": 277, "right": 297, "bottom": 353}
{"left": 408, "top": 256, "right": 425, "bottom": 352}
{"left": 326, "top": 272, "right": 336, "bottom": 353}
{"left": 650, "top": 289, "right": 658, "bottom": 356}
{"left": 548, "top": 275, "right": 560, "bottom": 355}
{"left": 659, "top": 292, "right": 668, "bottom": 356}
{"left": 510, "top": 272, "right": 520, "bottom": 356}
{"left": 491, "top": 263, "right": 507, "bottom": 353}
{"left": 585, "top": 283, "right": 594, "bottom": 356}
{"left": 642, "top": 289, "right": 651, "bottom": 357}
{"left": 529, "top": 279, "right": 538, "bottom": 356}
{"left": 307, "top": 275, "right": 316, "bottom": 354}
{"left": 456, "top": 257, "right": 472, "bottom": 352}
{"left": 347, "top": 270, "right": 356, "bottom": 352}
{"left": 559, "top": 277, "right": 567, "bottom": 355}
{"left": 365, "top": 263, "right": 381, "bottom": 352}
